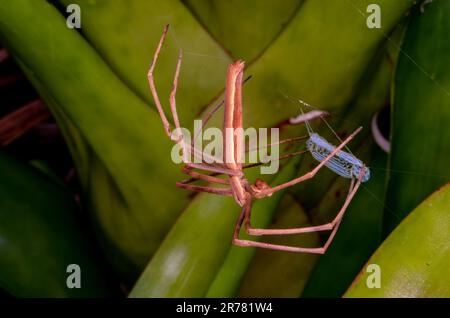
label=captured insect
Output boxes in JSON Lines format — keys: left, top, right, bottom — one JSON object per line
{"left": 147, "top": 25, "right": 369, "bottom": 253}
{"left": 298, "top": 105, "right": 371, "bottom": 183}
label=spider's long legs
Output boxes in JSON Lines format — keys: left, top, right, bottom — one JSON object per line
{"left": 148, "top": 24, "right": 172, "bottom": 137}
{"left": 192, "top": 99, "right": 224, "bottom": 146}
{"left": 169, "top": 49, "right": 183, "bottom": 131}
{"left": 148, "top": 25, "right": 221, "bottom": 166}
{"left": 176, "top": 165, "right": 234, "bottom": 196}
{"left": 149, "top": 24, "right": 184, "bottom": 140}
{"left": 181, "top": 166, "right": 229, "bottom": 185}
{"left": 309, "top": 177, "right": 362, "bottom": 253}
{"left": 246, "top": 135, "right": 308, "bottom": 154}
{"left": 185, "top": 163, "right": 241, "bottom": 176}
{"left": 245, "top": 177, "right": 361, "bottom": 236}
{"left": 242, "top": 149, "right": 308, "bottom": 170}
{"left": 233, "top": 176, "right": 362, "bottom": 253}
{"left": 232, "top": 197, "right": 323, "bottom": 254}
{"left": 176, "top": 183, "right": 233, "bottom": 196}
{"left": 182, "top": 147, "right": 309, "bottom": 184}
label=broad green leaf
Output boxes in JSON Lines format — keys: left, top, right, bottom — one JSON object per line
{"left": 384, "top": 0, "right": 450, "bottom": 234}
{"left": 0, "top": 0, "right": 189, "bottom": 277}
{"left": 0, "top": 151, "right": 112, "bottom": 297}
{"left": 345, "top": 183, "right": 450, "bottom": 297}
{"left": 232, "top": 0, "right": 416, "bottom": 129}
{"left": 182, "top": 0, "right": 304, "bottom": 62}
{"left": 58, "top": 0, "right": 231, "bottom": 127}
{"left": 128, "top": 194, "right": 237, "bottom": 298}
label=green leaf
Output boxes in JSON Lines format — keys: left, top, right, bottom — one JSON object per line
{"left": 345, "top": 183, "right": 450, "bottom": 297}
{"left": 384, "top": 0, "right": 450, "bottom": 234}
{"left": 57, "top": 0, "right": 231, "bottom": 127}
{"left": 0, "top": 151, "right": 113, "bottom": 297}
{"left": 128, "top": 194, "right": 237, "bottom": 298}
{"left": 182, "top": 0, "right": 304, "bottom": 62}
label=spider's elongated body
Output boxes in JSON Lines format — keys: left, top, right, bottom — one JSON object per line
{"left": 148, "top": 25, "right": 369, "bottom": 253}
{"left": 307, "top": 133, "right": 371, "bottom": 183}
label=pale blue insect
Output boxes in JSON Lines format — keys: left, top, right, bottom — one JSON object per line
{"left": 297, "top": 102, "right": 371, "bottom": 183}
{"left": 306, "top": 133, "right": 371, "bottom": 182}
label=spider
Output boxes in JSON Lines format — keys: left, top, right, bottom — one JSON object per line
{"left": 147, "top": 25, "right": 369, "bottom": 254}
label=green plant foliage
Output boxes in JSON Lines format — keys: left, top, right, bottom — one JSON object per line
{"left": 129, "top": 194, "right": 238, "bottom": 298}
{"left": 0, "top": 151, "right": 112, "bottom": 297}
{"left": 58, "top": 0, "right": 231, "bottom": 127}
{"left": 345, "top": 183, "right": 450, "bottom": 297}
{"left": 384, "top": 0, "right": 450, "bottom": 234}
{"left": 182, "top": 0, "right": 304, "bottom": 62}
{"left": 2, "top": 0, "right": 446, "bottom": 299}
{"left": 235, "top": 0, "right": 415, "bottom": 128}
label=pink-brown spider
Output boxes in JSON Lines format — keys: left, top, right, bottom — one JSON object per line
{"left": 147, "top": 25, "right": 365, "bottom": 254}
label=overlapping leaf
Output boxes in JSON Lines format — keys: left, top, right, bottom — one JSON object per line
{"left": 345, "top": 183, "right": 450, "bottom": 297}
